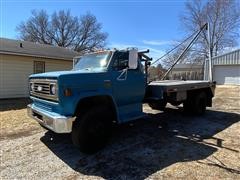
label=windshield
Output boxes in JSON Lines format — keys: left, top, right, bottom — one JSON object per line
{"left": 73, "top": 51, "right": 111, "bottom": 71}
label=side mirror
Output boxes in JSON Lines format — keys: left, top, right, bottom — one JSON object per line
{"left": 128, "top": 49, "right": 138, "bottom": 69}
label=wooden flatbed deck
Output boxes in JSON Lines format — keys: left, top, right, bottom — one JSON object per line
{"left": 145, "top": 80, "right": 216, "bottom": 103}
{"left": 148, "top": 80, "right": 215, "bottom": 92}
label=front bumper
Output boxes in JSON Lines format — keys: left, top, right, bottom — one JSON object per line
{"left": 27, "top": 104, "right": 74, "bottom": 133}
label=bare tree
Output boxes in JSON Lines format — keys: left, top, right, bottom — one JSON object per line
{"left": 17, "top": 10, "right": 52, "bottom": 45}
{"left": 74, "top": 13, "right": 108, "bottom": 52}
{"left": 148, "top": 64, "right": 166, "bottom": 81}
{"left": 50, "top": 10, "right": 79, "bottom": 48}
{"left": 181, "top": 0, "right": 240, "bottom": 58}
{"left": 16, "top": 10, "right": 108, "bottom": 53}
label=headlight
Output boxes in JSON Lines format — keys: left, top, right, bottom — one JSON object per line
{"left": 30, "top": 83, "right": 34, "bottom": 92}
{"left": 50, "top": 84, "right": 56, "bottom": 95}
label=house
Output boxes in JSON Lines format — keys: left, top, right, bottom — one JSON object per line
{"left": 204, "top": 49, "right": 240, "bottom": 85}
{"left": 169, "top": 64, "right": 204, "bottom": 80}
{"left": 212, "top": 49, "right": 240, "bottom": 85}
{"left": 0, "top": 38, "right": 79, "bottom": 99}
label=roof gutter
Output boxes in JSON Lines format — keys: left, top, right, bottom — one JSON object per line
{"left": 0, "top": 51, "right": 74, "bottom": 61}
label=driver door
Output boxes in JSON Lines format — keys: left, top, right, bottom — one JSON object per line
{"left": 111, "top": 51, "right": 145, "bottom": 108}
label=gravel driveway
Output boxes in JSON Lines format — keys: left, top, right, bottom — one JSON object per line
{"left": 1, "top": 86, "right": 240, "bottom": 179}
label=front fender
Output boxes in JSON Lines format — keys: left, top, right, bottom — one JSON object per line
{"left": 60, "top": 90, "right": 119, "bottom": 121}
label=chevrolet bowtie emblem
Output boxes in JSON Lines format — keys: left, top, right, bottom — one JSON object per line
{"left": 37, "top": 86, "right": 43, "bottom": 91}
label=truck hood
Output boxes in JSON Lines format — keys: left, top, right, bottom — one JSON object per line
{"left": 29, "top": 68, "right": 110, "bottom": 88}
{"left": 29, "top": 68, "right": 107, "bottom": 79}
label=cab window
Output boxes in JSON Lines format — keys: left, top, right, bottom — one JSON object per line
{"left": 112, "top": 51, "right": 129, "bottom": 70}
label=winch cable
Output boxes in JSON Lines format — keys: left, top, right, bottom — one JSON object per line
{"left": 161, "top": 23, "right": 208, "bottom": 80}
{"left": 151, "top": 27, "right": 203, "bottom": 67}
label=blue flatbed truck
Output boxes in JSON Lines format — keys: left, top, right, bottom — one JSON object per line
{"left": 27, "top": 48, "right": 215, "bottom": 153}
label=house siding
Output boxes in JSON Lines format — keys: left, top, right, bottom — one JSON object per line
{"left": 204, "top": 49, "right": 240, "bottom": 84}
{"left": 0, "top": 54, "right": 72, "bottom": 98}
{"left": 213, "top": 49, "right": 240, "bottom": 65}
{"left": 213, "top": 65, "right": 240, "bottom": 85}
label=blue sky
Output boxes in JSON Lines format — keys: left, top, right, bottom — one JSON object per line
{"left": 1, "top": 0, "right": 189, "bottom": 59}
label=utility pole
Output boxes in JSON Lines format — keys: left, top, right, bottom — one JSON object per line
{"left": 207, "top": 23, "right": 213, "bottom": 82}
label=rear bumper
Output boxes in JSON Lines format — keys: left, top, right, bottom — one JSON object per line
{"left": 27, "top": 104, "right": 74, "bottom": 133}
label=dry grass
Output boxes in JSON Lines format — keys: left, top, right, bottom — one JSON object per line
{"left": 213, "top": 85, "right": 240, "bottom": 111}
{"left": 0, "top": 98, "right": 41, "bottom": 140}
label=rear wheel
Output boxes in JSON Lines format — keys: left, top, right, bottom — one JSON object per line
{"left": 148, "top": 100, "right": 167, "bottom": 111}
{"left": 71, "top": 106, "right": 113, "bottom": 154}
{"left": 184, "top": 92, "right": 207, "bottom": 115}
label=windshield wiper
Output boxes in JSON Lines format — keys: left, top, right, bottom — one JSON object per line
{"left": 84, "top": 67, "right": 92, "bottom": 71}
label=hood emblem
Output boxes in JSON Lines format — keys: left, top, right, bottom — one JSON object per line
{"left": 37, "top": 86, "right": 43, "bottom": 91}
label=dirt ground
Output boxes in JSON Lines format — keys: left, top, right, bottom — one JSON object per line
{"left": 0, "top": 85, "right": 240, "bottom": 179}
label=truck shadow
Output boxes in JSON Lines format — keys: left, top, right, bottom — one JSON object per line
{"left": 40, "top": 108, "right": 239, "bottom": 179}
{"left": 0, "top": 98, "right": 32, "bottom": 111}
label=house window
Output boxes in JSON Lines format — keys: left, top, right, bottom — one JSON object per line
{"left": 34, "top": 61, "right": 45, "bottom": 74}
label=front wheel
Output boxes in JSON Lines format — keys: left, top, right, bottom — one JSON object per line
{"left": 71, "top": 106, "right": 113, "bottom": 154}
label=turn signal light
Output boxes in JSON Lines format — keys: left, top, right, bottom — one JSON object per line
{"left": 64, "top": 88, "right": 72, "bottom": 96}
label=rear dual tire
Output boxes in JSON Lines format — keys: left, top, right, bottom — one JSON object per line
{"left": 184, "top": 92, "right": 207, "bottom": 115}
{"left": 148, "top": 101, "right": 167, "bottom": 111}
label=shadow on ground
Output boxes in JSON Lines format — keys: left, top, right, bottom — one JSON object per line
{"left": 0, "top": 98, "right": 32, "bottom": 111}
{"left": 40, "top": 108, "right": 240, "bottom": 179}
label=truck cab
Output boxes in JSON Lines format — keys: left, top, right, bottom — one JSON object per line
{"left": 27, "top": 49, "right": 147, "bottom": 153}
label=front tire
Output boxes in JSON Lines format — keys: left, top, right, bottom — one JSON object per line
{"left": 71, "top": 106, "right": 112, "bottom": 154}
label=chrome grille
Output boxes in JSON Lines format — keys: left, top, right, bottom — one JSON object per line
{"left": 30, "top": 79, "right": 58, "bottom": 101}
{"left": 34, "top": 82, "right": 51, "bottom": 94}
